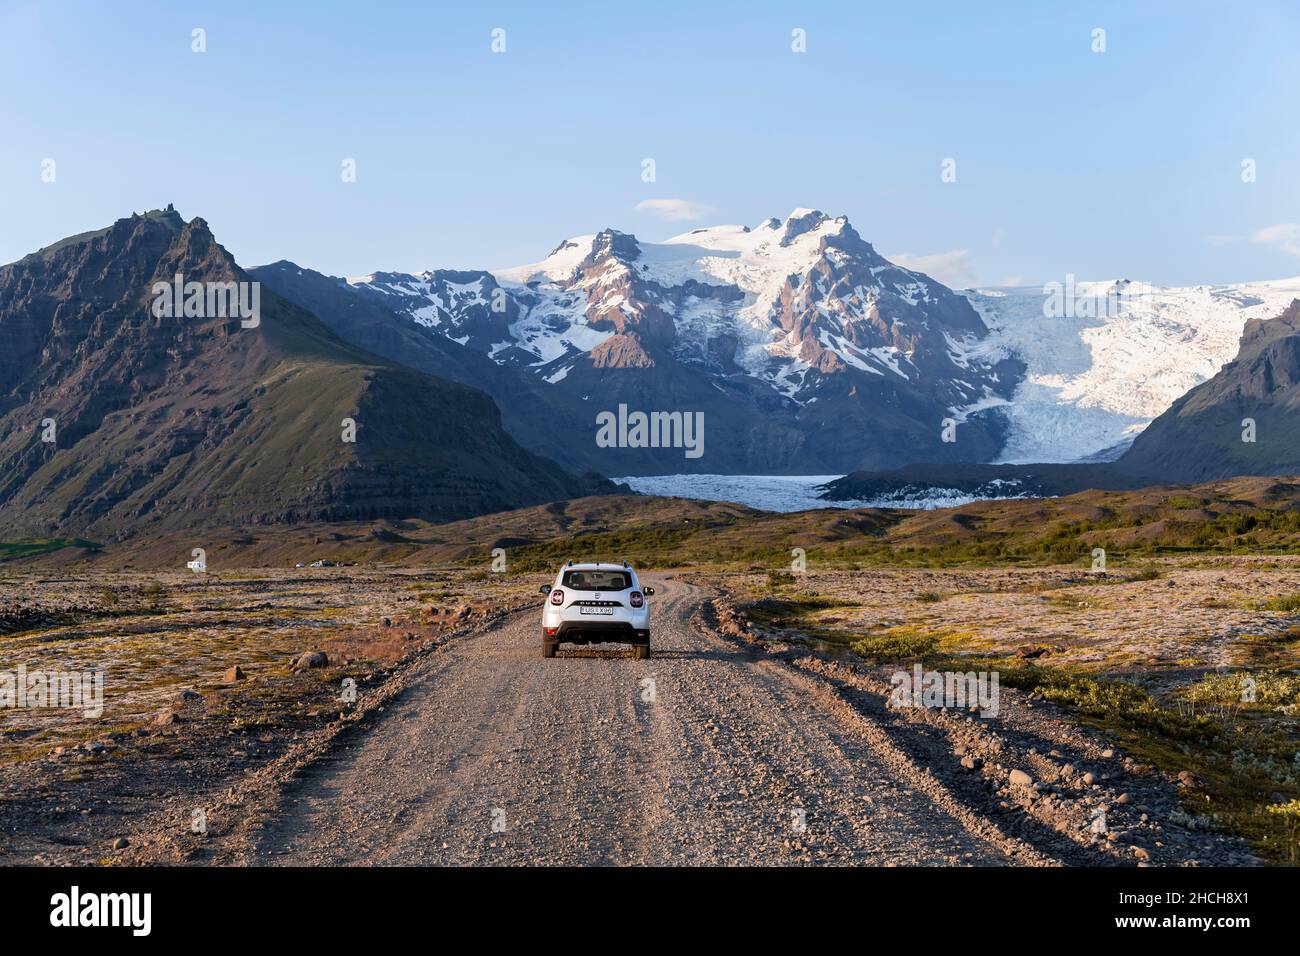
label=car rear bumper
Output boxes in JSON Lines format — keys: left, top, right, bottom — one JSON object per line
{"left": 544, "top": 621, "right": 649, "bottom": 645}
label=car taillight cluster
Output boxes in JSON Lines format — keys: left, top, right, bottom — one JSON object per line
{"left": 549, "top": 588, "right": 565, "bottom": 605}
{"left": 629, "top": 591, "right": 644, "bottom": 608}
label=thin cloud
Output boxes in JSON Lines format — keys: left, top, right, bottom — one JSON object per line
{"left": 888, "top": 249, "right": 978, "bottom": 289}
{"left": 633, "top": 198, "right": 715, "bottom": 222}
{"left": 1251, "top": 223, "right": 1300, "bottom": 256}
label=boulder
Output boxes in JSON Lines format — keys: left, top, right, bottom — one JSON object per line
{"left": 293, "top": 651, "right": 329, "bottom": 671}
{"left": 1009, "top": 769, "right": 1033, "bottom": 788}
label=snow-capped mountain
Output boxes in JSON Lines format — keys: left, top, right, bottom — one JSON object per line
{"left": 355, "top": 210, "right": 1009, "bottom": 407}
{"left": 345, "top": 210, "right": 1023, "bottom": 474}
{"left": 968, "top": 277, "right": 1300, "bottom": 462}
{"left": 332, "top": 210, "right": 1300, "bottom": 473}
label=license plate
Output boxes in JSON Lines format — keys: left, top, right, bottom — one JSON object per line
{"left": 579, "top": 606, "right": 615, "bottom": 615}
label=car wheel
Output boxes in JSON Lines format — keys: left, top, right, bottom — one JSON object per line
{"left": 542, "top": 640, "right": 558, "bottom": 658}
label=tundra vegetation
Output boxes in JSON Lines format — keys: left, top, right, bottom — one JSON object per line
{"left": 703, "top": 561, "right": 1300, "bottom": 864}
{"left": 2, "top": 476, "right": 1299, "bottom": 862}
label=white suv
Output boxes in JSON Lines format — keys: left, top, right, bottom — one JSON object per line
{"left": 539, "top": 561, "right": 654, "bottom": 659}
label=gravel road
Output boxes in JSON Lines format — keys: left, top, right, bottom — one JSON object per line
{"left": 249, "top": 577, "right": 1057, "bottom": 865}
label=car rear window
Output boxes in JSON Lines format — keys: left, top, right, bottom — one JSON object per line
{"left": 561, "top": 570, "right": 632, "bottom": 591}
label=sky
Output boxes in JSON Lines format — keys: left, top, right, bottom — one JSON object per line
{"left": 1, "top": 0, "right": 1298, "bottom": 288}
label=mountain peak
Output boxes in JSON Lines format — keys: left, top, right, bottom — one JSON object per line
{"left": 14, "top": 205, "right": 189, "bottom": 268}
{"left": 298, "top": 207, "right": 1042, "bottom": 472}
{"left": 131, "top": 204, "right": 186, "bottom": 229}
{"left": 786, "top": 207, "right": 825, "bottom": 222}
{"left": 0, "top": 209, "right": 612, "bottom": 536}
{"left": 583, "top": 228, "right": 641, "bottom": 267}
{"left": 779, "top": 208, "right": 836, "bottom": 246}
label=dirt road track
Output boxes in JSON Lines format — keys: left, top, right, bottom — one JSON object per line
{"left": 243, "top": 577, "right": 1057, "bottom": 865}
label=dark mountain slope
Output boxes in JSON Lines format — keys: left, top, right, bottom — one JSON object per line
{"left": 248, "top": 260, "right": 614, "bottom": 475}
{"left": 1119, "top": 299, "right": 1300, "bottom": 483}
{"left": 0, "top": 208, "right": 610, "bottom": 538}
{"left": 818, "top": 461, "right": 1140, "bottom": 503}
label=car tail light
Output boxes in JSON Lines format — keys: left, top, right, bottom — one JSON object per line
{"left": 545, "top": 627, "right": 558, "bottom": 636}
{"left": 549, "top": 588, "right": 564, "bottom": 606}
{"left": 629, "top": 591, "right": 644, "bottom": 608}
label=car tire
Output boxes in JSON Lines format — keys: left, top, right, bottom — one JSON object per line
{"left": 542, "top": 640, "right": 558, "bottom": 659}
{"left": 633, "top": 641, "right": 650, "bottom": 660}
